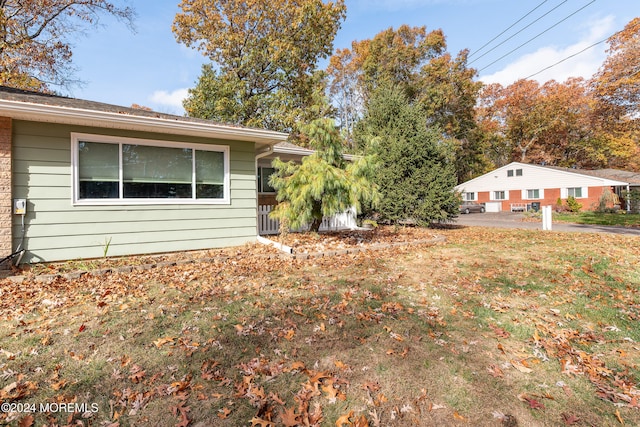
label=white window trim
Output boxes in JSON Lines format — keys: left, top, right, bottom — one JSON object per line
{"left": 491, "top": 190, "right": 508, "bottom": 201}
{"left": 563, "top": 187, "right": 587, "bottom": 199}
{"left": 464, "top": 192, "right": 476, "bottom": 201}
{"left": 522, "top": 189, "right": 544, "bottom": 200}
{"left": 71, "top": 133, "right": 230, "bottom": 205}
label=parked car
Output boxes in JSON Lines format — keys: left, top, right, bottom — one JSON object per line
{"left": 459, "top": 201, "right": 485, "bottom": 214}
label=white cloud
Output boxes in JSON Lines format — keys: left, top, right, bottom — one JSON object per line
{"left": 149, "top": 88, "right": 189, "bottom": 114}
{"left": 479, "top": 15, "right": 615, "bottom": 86}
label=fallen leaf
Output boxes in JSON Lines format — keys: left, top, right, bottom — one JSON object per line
{"left": 453, "top": 411, "right": 466, "bottom": 420}
{"left": 18, "top": 415, "right": 34, "bottom": 427}
{"left": 153, "top": 336, "right": 175, "bottom": 348}
{"left": 511, "top": 360, "right": 533, "bottom": 373}
{"left": 50, "top": 379, "right": 67, "bottom": 391}
{"left": 561, "top": 413, "right": 580, "bottom": 425}
{"left": 217, "top": 407, "right": 232, "bottom": 419}
{"left": 250, "top": 416, "right": 274, "bottom": 427}
{"left": 518, "top": 393, "right": 545, "bottom": 410}
{"left": 487, "top": 365, "right": 504, "bottom": 377}
{"left": 334, "top": 360, "right": 348, "bottom": 370}
{"left": 615, "top": 409, "right": 624, "bottom": 424}
{"left": 335, "top": 411, "right": 354, "bottom": 427}
{"left": 280, "top": 407, "right": 300, "bottom": 427}
{"left": 353, "top": 414, "right": 369, "bottom": 426}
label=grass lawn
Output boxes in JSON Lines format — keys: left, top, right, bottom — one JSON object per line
{"left": 1, "top": 228, "right": 639, "bottom": 426}
{"left": 554, "top": 211, "right": 640, "bottom": 227}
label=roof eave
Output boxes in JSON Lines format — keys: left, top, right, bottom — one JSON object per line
{"left": 0, "top": 99, "right": 289, "bottom": 146}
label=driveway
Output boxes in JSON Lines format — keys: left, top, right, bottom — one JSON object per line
{"left": 453, "top": 212, "right": 640, "bottom": 236}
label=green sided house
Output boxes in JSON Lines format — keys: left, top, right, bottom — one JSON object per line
{"left": 0, "top": 86, "right": 288, "bottom": 265}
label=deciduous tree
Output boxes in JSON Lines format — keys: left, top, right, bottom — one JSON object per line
{"left": 418, "top": 49, "right": 485, "bottom": 182}
{"left": 592, "top": 17, "right": 640, "bottom": 125}
{"left": 327, "top": 26, "right": 484, "bottom": 180}
{"left": 479, "top": 78, "right": 638, "bottom": 170}
{"left": 0, "top": 0, "right": 135, "bottom": 92}
{"left": 173, "top": 0, "right": 346, "bottom": 132}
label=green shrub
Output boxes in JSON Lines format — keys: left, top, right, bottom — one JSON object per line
{"left": 566, "top": 196, "right": 582, "bottom": 213}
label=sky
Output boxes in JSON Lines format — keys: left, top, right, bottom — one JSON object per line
{"left": 68, "top": 0, "right": 638, "bottom": 115}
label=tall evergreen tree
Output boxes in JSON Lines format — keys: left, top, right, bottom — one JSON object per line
{"left": 355, "top": 85, "right": 459, "bottom": 224}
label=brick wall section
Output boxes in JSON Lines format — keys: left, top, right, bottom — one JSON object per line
{"left": 477, "top": 186, "right": 608, "bottom": 212}
{"left": 0, "top": 117, "right": 11, "bottom": 258}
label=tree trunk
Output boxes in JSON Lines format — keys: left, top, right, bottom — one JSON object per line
{"left": 309, "top": 200, "right": 323, "bottom": 233}
{"left": 309, "top": 217, "right": 323, "bottom": 233}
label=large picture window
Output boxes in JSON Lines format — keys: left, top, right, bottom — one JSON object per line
{"left": 73, "top": 134, "right": 229, "bottom": 204}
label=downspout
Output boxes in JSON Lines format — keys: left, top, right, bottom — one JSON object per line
{"left": 255, "top": 145, "right": 274, "bottom": 236}
{"left": 627, "top": 184, "right": 631, "bottom": 213}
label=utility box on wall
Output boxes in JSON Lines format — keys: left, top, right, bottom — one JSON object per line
{"left": 13, "top": 199, "right": 26, "bottom": 215}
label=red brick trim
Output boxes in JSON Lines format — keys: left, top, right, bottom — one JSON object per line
{"left": 0, "top": 117, "right": 11, "bottom": 258}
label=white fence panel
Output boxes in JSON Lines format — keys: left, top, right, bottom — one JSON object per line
{"left": 258, "top": 205, "right": 281, "bottom": 235}
{"left": 258, "top": 205, "right": 357, "bottom": 235}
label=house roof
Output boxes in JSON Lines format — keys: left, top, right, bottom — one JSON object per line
{"left": 273, "top": 141, "right": 315, "bottom": 156}
{"left": 545, "top": 166, "right": 640, "bottom": 186}
{"left": 0, "top": 86, "right": 288, "bottom": 148}
{"left": 456, "top": 161, "right": 633, "bottom": 191}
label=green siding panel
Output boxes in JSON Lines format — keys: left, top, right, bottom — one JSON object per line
{"left": 11, "top": 120, "right": 261, "bottom": 262}
{"left": 26, "top": 235, "right": 257, "bottom": 263}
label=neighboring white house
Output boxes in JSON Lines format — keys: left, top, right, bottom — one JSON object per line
{"left": 455, "top": 162, "right": 636, "bottom": 212}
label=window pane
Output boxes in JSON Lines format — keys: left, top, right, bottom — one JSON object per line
{"left": 123, "top": 144, "right": 193, "bottom": 198}
{"left": 507, "top": 170, "right": 514, "bottom": 177}
{"left": 196, "top": 150, "right": 224, "bottom": 199}
{"left": 78, "top": 142, "right": 119, "bottom": 199}
{"left": 516, "top": 169, "right": 523, "bottom": 176}
{"left": 260, "top": 167, "right": 276, "bottom": 193}
{"left": 568, "top": 187, "right": 582, "bottom": 198}
{"left": 123, "top": 145, "right": 192, "bottom": 184}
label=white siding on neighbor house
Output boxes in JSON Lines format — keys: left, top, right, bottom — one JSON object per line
{"left": 12, "top": 120, "right": 259, "bottom": 263}
{"left": 455, "top": 162, "right": 628, "bottom": 194}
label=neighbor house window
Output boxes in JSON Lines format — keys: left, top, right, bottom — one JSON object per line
{"left": 507, "top": 170, "right": 514, "bottom": 177}
{"left": 567, "top": 187, "right": 583, "bottom": 198}
{"left": 73, "top": 134, "right": 229, "bottom": 204}
{"left": 493, "top": 191, "right": 506, "bottom": 200}
{"left": 516, "top": 169, "right": 523, "bottom": 176}
{"left": 464, "top": 192, "right": 476, "bottom": 201}
{"left": 258, "top": 167, "right": 276, "bottom": 193}
{"left": 526, "top": 189, "right": 540, "bottom": 199}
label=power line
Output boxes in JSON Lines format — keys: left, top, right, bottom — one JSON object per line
{"left": 524, "top": 23, "right": 640, "bottom": 81}
{"left": 469, "top": 0, "right": 568, "bottom": 65}
{"left": 478, "top": 0, "right": 596, "bottom": 72}
{"left": 523, "top": 37, "right": 607, "bottom": 80}
{"left": 469, "top": 0, "right": 552, "bottom": 59}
